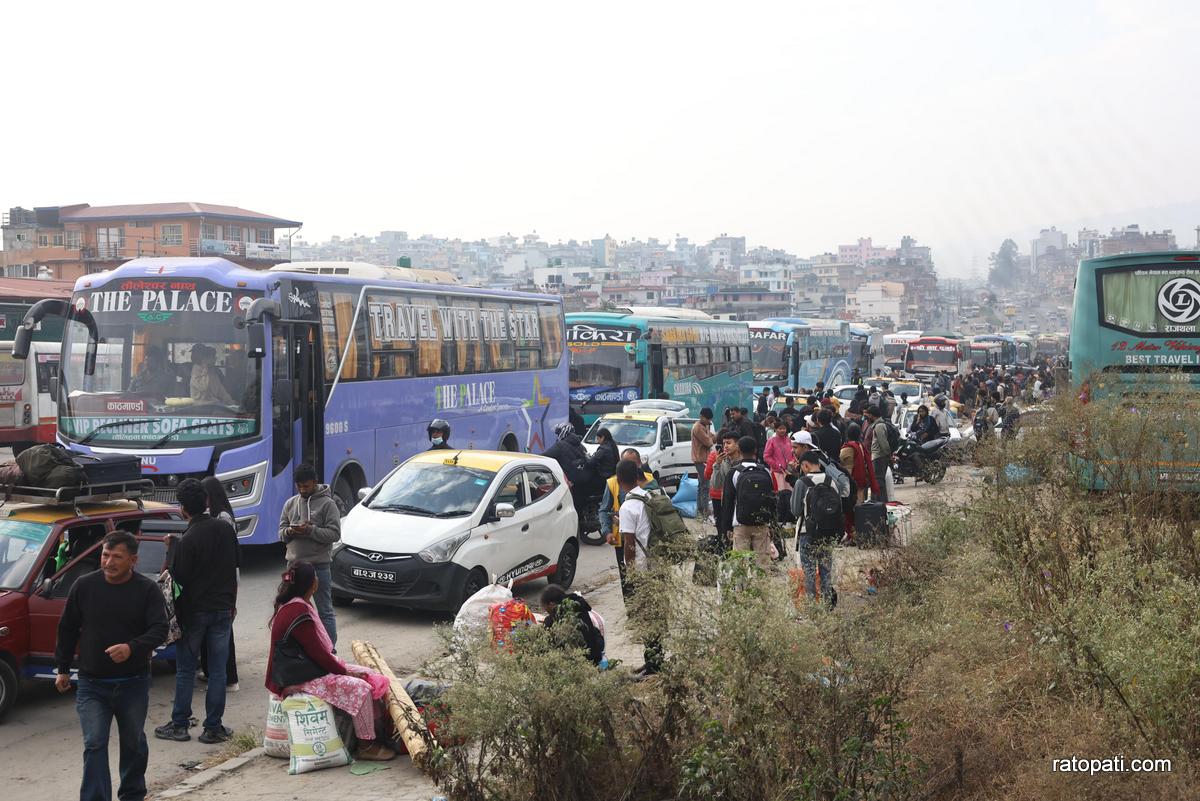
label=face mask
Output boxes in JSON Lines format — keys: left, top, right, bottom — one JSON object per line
{"left": 431, "top": 436, "right": 444, "bottom": 445}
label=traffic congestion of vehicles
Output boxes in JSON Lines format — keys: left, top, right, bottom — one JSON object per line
{"left": 0, "top": 254, "right": 1080, "bottom": 734}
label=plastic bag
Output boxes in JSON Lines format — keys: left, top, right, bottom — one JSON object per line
{"left": 488, "top": 599, "right": 536, "bottom": 651}
{"left": 671, "top": 474, "right": 698, "bottom": 518}
{"left": 263, "top": 693, "right": 290, "bottom": 759}
{"left": 283, "top": 693, "right": 352, "bottom": 774}
{"left": 453, "top": 582, "right": 512, "bottom": 638}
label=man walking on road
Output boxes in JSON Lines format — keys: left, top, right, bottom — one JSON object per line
{"left": 278, "top": 462, "right": 342, "bottom": 645}
{"left": 56, "top": 530, "right": 168, "bottom": 801}
{"left": 719, "top": 436, "right": 776, "bottom": 569}
{"left": 691, "top": 407, "right": 715, "bottom": 518}
{"left": 864, "top": 405, "right": 892, "bottom": 503}
{"left": 156, "top": 478, "right": 239, "bottom": 745}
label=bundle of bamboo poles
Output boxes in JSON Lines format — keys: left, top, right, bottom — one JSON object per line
{"left": 351, "top": 639, "right": 429, "bottom": 765}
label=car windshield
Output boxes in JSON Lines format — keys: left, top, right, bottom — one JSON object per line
{"left": 60, "top": 280, "right": 261, "bottom": 446}
{"left": 586, "top": 419, "right": 657, "bottom": 447}
{"left": 0, "top": 519, "right": 53, "bottom": 590}
{"left": 369, "top": 461, "right": 497, "bottom": 517}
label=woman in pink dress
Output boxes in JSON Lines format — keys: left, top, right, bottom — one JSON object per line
{"left": 265, "top": 562, "right": 395, "bottom": 761}
{"left": 763, "top": 421, "right": 793, "bottom": 490}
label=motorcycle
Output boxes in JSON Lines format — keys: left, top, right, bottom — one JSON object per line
{"left": 892, "top": 434, "right": 950, "bottom": 485}
{"left": 575, "top": 488, "right": 608, "bottom": 546}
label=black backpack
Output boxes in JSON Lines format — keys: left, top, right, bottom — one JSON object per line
{"left": 883, "top": 419, "right": 901, "bottom": 453}
{"left": 973, "top": 406, "right": 989, "bottom": 436}
{"left": 804, "top": 476, "right": 844, "bottom": 536}
{"left": 733, "top": 464, "right": 776, "bottom": 525}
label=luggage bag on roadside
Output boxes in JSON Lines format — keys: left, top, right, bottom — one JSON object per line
{"left": 854, "top": 501, "right": 888, "bottom": 546}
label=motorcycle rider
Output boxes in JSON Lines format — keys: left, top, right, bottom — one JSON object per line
{"left": 544, "top": 422, "right": 591, "bottom": 518}
{"left": 427, "top": 419, "right": 452, "bottom": 450}
{"left": 930, "top": 395, "right": 951, "bottom": 438}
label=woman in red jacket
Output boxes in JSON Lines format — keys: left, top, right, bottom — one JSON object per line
{"left": 266, "top": 562, "right": 395, "bottom": 761}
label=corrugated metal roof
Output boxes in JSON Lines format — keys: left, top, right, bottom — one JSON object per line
{"left": 59, "top": 202, "right": 301, "bottom": 227}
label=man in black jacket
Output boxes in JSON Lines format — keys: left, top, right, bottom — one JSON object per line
{"left": 810, "top": 409, "right": 844, "bottom": 462}
{"left": 155, "top": 478, "right": 239, "bottom": 746}
{"left": 56, "top": 530, "right": 168, "bottom": 801}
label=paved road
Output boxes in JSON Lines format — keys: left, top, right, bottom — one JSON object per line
{"left": 0, "top": 533, "right": 625, "bottom": 801}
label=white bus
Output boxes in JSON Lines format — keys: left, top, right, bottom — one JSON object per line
{"left": 0, "top": 341, "right": 61, "bottom": 455}
{"left": 881, "top": 330, "right": 922, "bottom": 375}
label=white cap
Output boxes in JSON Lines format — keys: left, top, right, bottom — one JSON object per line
{"left": 791, "top": 430, "right": 814, "bottom": 446}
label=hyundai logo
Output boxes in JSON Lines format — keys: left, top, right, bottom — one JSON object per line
{"left": 367, "top": 552, "right": 384, "bottom": 562}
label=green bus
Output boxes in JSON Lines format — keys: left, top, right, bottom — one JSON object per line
{"left": 1070, "top": 251, "right": 1200, "bottom": 487}
{"left": 566, "top": 309, "right": 752, "bottom": 422}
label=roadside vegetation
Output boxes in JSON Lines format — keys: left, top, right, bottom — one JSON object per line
{"left": 415, "top": 387, "right": 1199, "bottom": 801}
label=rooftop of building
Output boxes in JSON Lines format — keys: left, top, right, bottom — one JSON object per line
{"left": 52, "top": 202, "right": 301, "bottom": 227}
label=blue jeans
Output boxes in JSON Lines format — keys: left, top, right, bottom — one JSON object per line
{"left": 798, "top": 535, "right": 833, "bottom": 603}
{"left": 76, "top": 674, "right": 150, "bottom": 801}
{"left": 171, "top": 609, "right": 233, "bottom": 730}
{"left": 313, "top": 563, "right": 337, "bottom": 648}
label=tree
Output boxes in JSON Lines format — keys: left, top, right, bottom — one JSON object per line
{"left": 988, "top": 239, "right": 1020, "bottom": 288}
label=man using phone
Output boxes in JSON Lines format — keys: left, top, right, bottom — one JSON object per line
{"left": 55, "top": 531, "right": 168, "bottom": 801}
{"left": 278, "top": 462, "right": 342, "bottom": 645}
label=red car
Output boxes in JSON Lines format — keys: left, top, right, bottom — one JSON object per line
{"left": 0, "top": 498, "right": 182, "bottom": 720}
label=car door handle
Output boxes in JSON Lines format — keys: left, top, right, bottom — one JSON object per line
{"left": 522, "top": 524, "right": 530, "bottom": 532}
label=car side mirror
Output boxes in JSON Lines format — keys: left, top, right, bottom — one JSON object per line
{"left": 494, "top": 502, "right": 516, "bottom": 519}
{"left": 357, "top": 487, "right": 370, "bottom": 501}
{"left": 38, "top": 577, "right": 53, "bottom": 598}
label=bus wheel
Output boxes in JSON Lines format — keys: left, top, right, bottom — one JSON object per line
{"left": 333, "top": 476, "right": 356, "bottom": 517}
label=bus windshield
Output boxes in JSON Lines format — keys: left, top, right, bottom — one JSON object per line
{"left": 567, "top": 333, "right": 641, "bottom": 403}
{"left": 750, "top": 335, "right": 788, "bottom": 382}
{"left": 883, "top": 342, "right": 908, "bottom": 359}
{"left": 909, "top": 346, "right": 957, "bottom": 366}
{"left": 60, "top": 279, "right": 261, "bottom": 446}
{"left": 0, "top": 354, "right": 26, "bottom": 386}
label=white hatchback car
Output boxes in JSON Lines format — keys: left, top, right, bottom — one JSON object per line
{"left": 330, "top": 451, "right": 579, "bottom": 612}
{"left": 582, "top": 410, "right": 697, "bottom": 488}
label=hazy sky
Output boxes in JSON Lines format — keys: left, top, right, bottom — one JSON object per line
{"left": 4, "top": 0, "right": 1199, "bottom": 275}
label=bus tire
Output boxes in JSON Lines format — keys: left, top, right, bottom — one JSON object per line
{"left": 0, "top": 658, "right": 18, "bottom": 721}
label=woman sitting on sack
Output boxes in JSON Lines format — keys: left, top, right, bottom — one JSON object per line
{"left": 265, "top": 561, "right": 396, "bottom": 761}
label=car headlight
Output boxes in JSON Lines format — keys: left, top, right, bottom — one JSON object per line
{"left": 418, "top": 532, "right": 471, "bottom": 564}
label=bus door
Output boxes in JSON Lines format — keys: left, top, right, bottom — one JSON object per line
{"left": 648, "top": 344, "right": 665, "bottom": 398}
{"left": 271, "top": 322, "right": 325, "bottom": 478}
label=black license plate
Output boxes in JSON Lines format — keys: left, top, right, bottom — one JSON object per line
{"left": 351, "top": 566, "right": 396, "bottom": 582}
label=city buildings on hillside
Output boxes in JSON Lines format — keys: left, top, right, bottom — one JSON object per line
{"left": 1, "top": 203, "right": 300, "bottom": 280}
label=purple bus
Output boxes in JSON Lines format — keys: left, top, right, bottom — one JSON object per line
{"left": 13, "top": 258, "right": 567, "bottom": 544}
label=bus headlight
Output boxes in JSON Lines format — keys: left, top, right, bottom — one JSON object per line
{"left": 418, "top": 532, "right": 470, "bottom": 564}
{"left": 215, "top": 461, "right": 267, "bottom": 508}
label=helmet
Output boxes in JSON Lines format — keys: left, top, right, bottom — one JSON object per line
{"left": 934, "top": 395, "right": 947, "bottom": 408}
{"left": 554, "top": 421, "right": 576, "bottom": 440}
{"left": 427, "top": 418, "right": 451, "bottom": 438}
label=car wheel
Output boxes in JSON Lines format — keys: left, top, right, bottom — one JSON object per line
{"left": 0, "top": 659, "right": 18, "bottom": 721}
{"left": 332, "top": 592, "right": 354, "bottom": 607}
{"left": 457, "top": 567, "right": 489, "bottom": 612}
{"left": 549, "top": 541, "right": 578, "bottom": 590}
{"left": 333, "top": 477, "right": 355, "bottom": 517}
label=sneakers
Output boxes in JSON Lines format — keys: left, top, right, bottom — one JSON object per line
{"left": 226, "top": 682, "right": 240, "bottom": 692}
{"left": 198, "top": 726, "right": 234, "bottom": 745}
{"left": 154, "top": 723, "right": 191, "bottom": 742}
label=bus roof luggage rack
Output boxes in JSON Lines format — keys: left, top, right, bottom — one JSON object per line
{"left": 1, "top": 479, "right": 156, "bottom": 508}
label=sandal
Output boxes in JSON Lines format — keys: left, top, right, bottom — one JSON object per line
{"left": 356, "top": 742, "right": 397, "bottom": 761}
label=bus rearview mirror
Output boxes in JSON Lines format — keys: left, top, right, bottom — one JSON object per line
{"left": 247, "top": 324, "right": 266, "bottom": 359}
